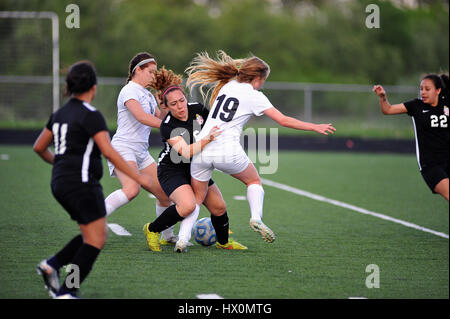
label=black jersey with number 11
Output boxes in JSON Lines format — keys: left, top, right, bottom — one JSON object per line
{"left": 46, "top": 97, "right": 108, "bottom": 186}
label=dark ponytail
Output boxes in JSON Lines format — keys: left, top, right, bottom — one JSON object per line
{"left": 64, "top": 61, "right": 97, "bottom": 97}
{"left": 150, "top": 66, "right": 184, "bottom": 106}
{"left": 126, "top": 52, "right": 156, "bottom": 83}
{"left": 422, "top": 73, "right": 449, "bottom": 105}
{"left": 439, "top": 74, "right": 449, "bottom": 105}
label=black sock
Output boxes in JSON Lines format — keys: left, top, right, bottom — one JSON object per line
{"left": 148, "top": 204, "right": 184, "bottom": 233}
{"left": 211, "top": 212, "right": 229, "bottom": 245}
{"left": 47, "top": 234, "right": 83, "bottom": 270}
{"left": 58, "top": 243, "right": 101, "bottom": 296}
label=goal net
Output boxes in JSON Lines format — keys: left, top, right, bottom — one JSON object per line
{"left": 0, "top": 11, "right": 59, "bottom": 127}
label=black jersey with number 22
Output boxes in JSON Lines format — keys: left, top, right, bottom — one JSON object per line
{"left": 404, "top": 98, "right": 449, "bottom": 169}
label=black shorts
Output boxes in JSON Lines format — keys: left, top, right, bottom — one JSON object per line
{"left": 158, "top": 164, "right": 214, "bottom": 197}
{"left": 421, "top": 161, "right": 449, "bottom": 193}
{"left": 51, "top": 181, "right": 106, "bottom": 225}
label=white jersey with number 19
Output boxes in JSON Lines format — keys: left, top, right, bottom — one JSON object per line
{"left": 196, "top": 80, "right": 274, "bottom": 147}
{"left": 191, "top": 80, "right": 274, "bottom": 181}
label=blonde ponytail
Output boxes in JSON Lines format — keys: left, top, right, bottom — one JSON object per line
{"left": 186, "top": 51, "right": 242, "bottom": 108}
{"left": 186, "top": 50, "right": 270, "bottom": 108}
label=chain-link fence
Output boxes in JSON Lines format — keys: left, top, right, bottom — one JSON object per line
{"left": 0, "top": 75, "right": 418, "bottom": 138}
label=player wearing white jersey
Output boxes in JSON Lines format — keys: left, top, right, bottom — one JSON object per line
{"left": 193, "top": 79, "right": 275, "bottom": 175}
{"left": 186, "top": 51, "right": 336, "bottom": 243}
{"left": 142, "top": 67, "right": 247, "bottom": 252}
{"left": 104, "top": 52, "right": 175, "bottom": 243}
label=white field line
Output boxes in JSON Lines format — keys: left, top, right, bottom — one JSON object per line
{"left": 107, "top": 223, "right": 132, "bottom": 236}
{"left": 260, "top": 178, "right": 449, "bottom": 240}
{"left": 196, "top": 294, "right": 224, "bottom": 299}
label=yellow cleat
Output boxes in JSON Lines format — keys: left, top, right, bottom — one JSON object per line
{"left": 160, "top": 235, "right": 178, "bottom": 246}
{"left": 142, "top": 223, "right": 161, "bottom": 252}
{"left": 216, "top": 239, "right": 248, "bottom": 250}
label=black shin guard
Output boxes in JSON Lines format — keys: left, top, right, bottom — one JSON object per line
{"left": 48, "top": 234, "right": 83, "bottom": 270}
{"left": 58, "top": 243, "right": 101, "bottom": 296}
{"left": 148, "top": 204, "right": 183, "bottom": 233}
{"left": 211, "top": 212, "right": 229, "bottom": 245}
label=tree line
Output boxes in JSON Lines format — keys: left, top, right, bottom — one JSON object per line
{"left": 1, "top": 0, "right": 448, "bottom": 85}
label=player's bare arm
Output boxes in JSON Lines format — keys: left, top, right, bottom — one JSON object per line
{"left": 263, "top": 107, "right": 336, "bottom": 135}
{"left": 373, "top": 85, "right": 408, "bottom": 115}
{"left": 125, "top": 99, "right": 162, "bottom": 128}
{"left": 167, "top": 126, "right": 221, "bottom": 159}
{"left": 33, "top": 127, "right": 55, "bottom": 164}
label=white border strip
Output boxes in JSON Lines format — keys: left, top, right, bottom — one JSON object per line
{"left": 108, "top": 223, "right": 132, "bottom": 236}
{"left": 260, "top": 178, "right": 449, "bottom": 239}
{"left": 197, "top": 294, "right": 224, "bottom": 299}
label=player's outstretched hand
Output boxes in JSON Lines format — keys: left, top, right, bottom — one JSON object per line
{"left": 372, "top": 85, "right": 386, "bottom": 98}
{"left": 314, "top": 123, "right": 336, "bottom": 136}
{"left": 208, "top": 126, "right": 222, "bottom": 141}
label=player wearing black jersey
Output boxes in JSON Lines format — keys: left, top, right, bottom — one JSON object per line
{"left": 142, "top": 67, "right": 247, "bottom": 252}
{"left": 33, "top": 62, "right": 151, "bottom": 298}
{"left": 373, "top": 73, "right": 449, "bottom": 202}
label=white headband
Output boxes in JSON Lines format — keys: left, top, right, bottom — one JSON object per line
{"left": 132, "top": 58, "right": 155, "bottom": 73}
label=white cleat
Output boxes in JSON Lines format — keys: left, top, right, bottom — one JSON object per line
{"left": 36, "top": 259, "right": 60, "bottom": 297}
{"left": 160, "top": 235, "right": 179, "bottom": 245}
{"left": 54, "top": 293, "right": 79, "bottom": 299}
{"left": 174, "top": 239, "right": 189, "bottom": 253}
{"left": 249, "top": 219, "right": 276, "bottom": 243}
{"left": 161, "top": 235, "right": 193, "bottom": 246}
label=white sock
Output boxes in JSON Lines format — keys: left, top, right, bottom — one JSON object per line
{"left": 105, "top": 189, "right": 129, "bottom": 217}
{"left": 156, "top": 204, "right": 176, "bottom": 240}
{"left": 178, "top": 205, "right": 200, "bottom": 242}
{"left": 247, "top": 184, "right": 264, "bottom": 221}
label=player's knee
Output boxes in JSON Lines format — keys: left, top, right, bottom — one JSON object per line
{"left": 247, "top": 179, "right": 262, "bottom": 187}
{"left": 177, "top": 201, "right": 197, "bottom": 217}
{"left": 122, "top": 185, "right": 140, "bottom": 200}
{"left": 154, "top": 190, "right": 171, "bottom": 207}
{"left": 157, "top": 198, "right": 172, "bottom": 207}
{"left": 83, "top": 231, "right": 107, "bottom": 250}
{"left": 209, "top": 201, "right": 227, "bottom": 216}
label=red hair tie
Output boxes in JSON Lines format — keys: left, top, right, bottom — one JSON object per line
{"left": 162, "top": 85, "right": 182, "bottom": 99}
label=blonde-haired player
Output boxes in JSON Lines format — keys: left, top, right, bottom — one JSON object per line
{"left": 143, "top": 67, "right": 247, "bottom": 252}
{"left": 186, "top": 51, "right": 336, "bottom": 243}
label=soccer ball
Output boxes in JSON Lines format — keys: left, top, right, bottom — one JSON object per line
{"left": 192, "top": 217, "right": 217, "bottom": 246}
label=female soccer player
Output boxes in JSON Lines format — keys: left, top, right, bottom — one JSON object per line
{"left": 373, "top": 74, "right": 449, "bottom": 201}
{"left": 185, "top": 51, "right": 336, "bottom": 243}
{"left": 143, "top": 67, "right": 247, "bottom": 252}
{"left": 104, "top": 52, "right": 177, "bottom": 244}
{"left": 34, "top": 61, "right": 151, "bottom": 298}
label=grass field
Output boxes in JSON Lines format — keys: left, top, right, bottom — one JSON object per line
{"left": 0, "top": 145, "right": 448, "bottom": 300}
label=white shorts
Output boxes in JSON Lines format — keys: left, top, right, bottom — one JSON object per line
{"left": 108, "top": 140, "right": 155, "bottom": 176}
{"left": 191, "top": 144, "right": 250, "bottom": 182}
